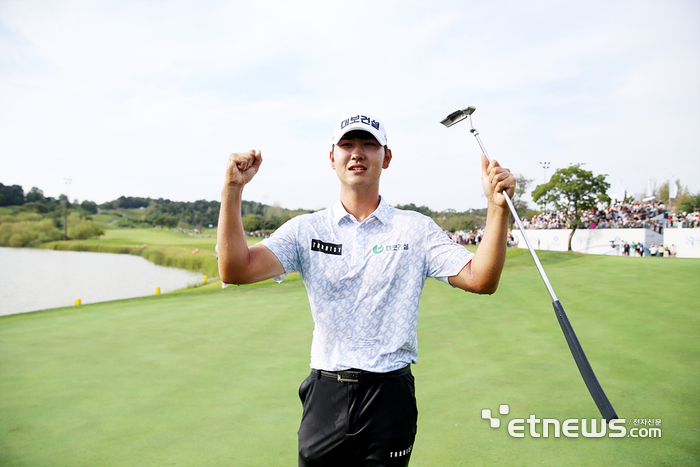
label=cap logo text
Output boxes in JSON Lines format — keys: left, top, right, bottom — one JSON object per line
{"left": 341, "top": 115, "right": 381, "bottom": 132}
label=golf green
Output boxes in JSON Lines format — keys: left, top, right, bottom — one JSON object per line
{"left": 1, "top": 251, "right": 698, "bottom": 466}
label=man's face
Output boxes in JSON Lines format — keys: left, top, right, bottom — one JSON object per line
{"left": 330, "top": 130, "right": 392, "bottom": 190}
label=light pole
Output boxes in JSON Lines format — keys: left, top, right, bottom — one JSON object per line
{"left": 262, "top": 194, "right": 268, "bottom": 235}
{"left": 63, "top": 178, "right": 72, "bottom": 239}
{"left": 539, "top": 162, "right": 550, "bottom": 212}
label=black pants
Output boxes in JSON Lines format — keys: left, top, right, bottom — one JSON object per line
{"left": 298, "top": 366, "right": 418, "bottom": 467}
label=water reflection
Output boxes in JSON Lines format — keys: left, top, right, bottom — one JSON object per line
{"left": 0, "top": 247, "right": 204, "bottom": 316}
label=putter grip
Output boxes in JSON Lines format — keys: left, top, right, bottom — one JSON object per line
{"left": 552, "top": 299, "right": 618, "bottom": 422}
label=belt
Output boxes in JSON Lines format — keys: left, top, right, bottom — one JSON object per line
{"left": 314, "top": 365, "right": 411, "bottom": 384}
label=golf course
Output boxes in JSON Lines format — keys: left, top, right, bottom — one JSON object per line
{"left": 1, "top": 229, "right": 698, "bottom": 466}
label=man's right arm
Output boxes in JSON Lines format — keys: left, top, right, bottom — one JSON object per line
{"left": 217, "top": 150, "right": 285, "bottom": 285}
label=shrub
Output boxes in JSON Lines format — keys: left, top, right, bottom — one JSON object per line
{"left": 0, "top": 219, "right": 63, "bottom": 247}
{"left": 68, "top": 220, "right": 105, "bottom": 240}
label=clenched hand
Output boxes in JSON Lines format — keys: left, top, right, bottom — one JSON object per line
{"left": 225, "top": 150, "right": 263, "bottom": 187}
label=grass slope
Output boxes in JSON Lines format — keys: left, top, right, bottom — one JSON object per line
{"left": 98, "top": 228, "right": 218, "bottom": 250}
{"left": 1, "top": 252, "right": 698, "bottom": 466}
{"left": 39, "top": 229, "right": 264, "bottom": 278}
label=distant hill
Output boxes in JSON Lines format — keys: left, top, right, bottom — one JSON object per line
{"left": 1, "top": 183, "right": 492, "bottom": 234}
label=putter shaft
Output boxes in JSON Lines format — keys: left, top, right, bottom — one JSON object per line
{"left": 466, "top": 118, "right": 558, "bottom": 302}
{"left": 442, "top": 107, "right": 618, "bottom": 421}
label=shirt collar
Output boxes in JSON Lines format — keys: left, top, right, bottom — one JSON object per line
{"left": 332, "top": 196, "right": 392, "bottom": 225}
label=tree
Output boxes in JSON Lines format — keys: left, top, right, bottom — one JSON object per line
{"left": 680, "top": 193, "right": 700, "bottom": 213}
{"left": 0, "top": 183, "right": 25, "bottom": 206}
{"left": 241, "top": 214, "right": 262, "bottom": 232}
{"left": 511, "top": 174, "right": 533, "bottom": 224}
{"left": 657, "top": 179, "right": 689, "bottom": 213}
{"left": 80, "top": 200, "right": 98, "bottom": 214}
{"left": 26, "top": 187, "right": 45, "bottom": 203}
{"left": 441, "top": 215, "right": 475, "bottom": 232}
{"left": 531, "top": 164, "right": 610, "bottom": 251}
{"left": 395, "top": 203, "right": 433, "bottom": 217}
{"left": 160, "top": 213, "right": 180, "bottom": 230}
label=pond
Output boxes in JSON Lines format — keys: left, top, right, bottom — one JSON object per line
{"left": 0, "top": 247, "right": 205, "bottom": 316}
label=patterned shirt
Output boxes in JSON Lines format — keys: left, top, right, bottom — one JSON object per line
{"left": 260, "top": 197, "right": 473, "bottom": 372}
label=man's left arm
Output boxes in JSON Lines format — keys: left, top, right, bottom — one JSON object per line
{"left": 449, "top": 154, "right": 516, "bottom": 294}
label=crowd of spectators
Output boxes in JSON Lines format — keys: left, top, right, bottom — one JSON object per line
{"left": 629, "top": 242, "right": 677, "bottom": 257}
{"left": 443, "top": 201, "right": 697, "bottom": 254}
{"left": 450, "top": 229, "right": 482, "bottom": 246}
{"left": 666, "top": 211, "right": 700, "bottom": 228}
{"left": 448, "top": 229, "right": 519, "bottom": 248}
{"left": 519, "top": 201, "right": 699, "bottom": 231}
{"left": 246, "top": 230, "right": 271, "bottom": 238}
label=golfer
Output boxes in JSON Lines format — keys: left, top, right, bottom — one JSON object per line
{"left": 217, "top": 113, "right": 516, "bottom": 467}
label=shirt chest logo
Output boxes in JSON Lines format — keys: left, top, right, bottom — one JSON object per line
{"left": 311, "top": 239, "right": 343, "bottom": 256}
{"left": 372, "top": 243, "right": 409, "bottom": 254}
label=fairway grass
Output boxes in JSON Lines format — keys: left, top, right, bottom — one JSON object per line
{"left": 99, "top": 228, "right": 218, "bottom": 250}
{"left": 1, "top": 252, "right": 698, "bottom": 466}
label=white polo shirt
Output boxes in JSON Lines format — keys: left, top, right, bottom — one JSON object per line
{"left": 260, "top": 197, "right": 473, "bottom": 372}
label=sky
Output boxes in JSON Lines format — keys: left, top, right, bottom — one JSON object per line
{"left": 1, "top": 0, "right": 699, "bottom": 212}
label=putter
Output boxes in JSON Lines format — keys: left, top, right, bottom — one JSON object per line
{"left": 441, "top": 106, "right": 618, "bottom": 422}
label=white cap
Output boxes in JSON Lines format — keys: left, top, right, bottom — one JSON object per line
{"left": 331, "top": 113, "right": 387, "bottom": 146}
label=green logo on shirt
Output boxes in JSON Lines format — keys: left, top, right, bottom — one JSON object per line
{"left": 373, "top": 244, "right": 410, "bottom": 254}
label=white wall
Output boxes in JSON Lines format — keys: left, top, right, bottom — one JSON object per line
{"left": 662, "top": 228, "right": 700, "bottom": 258}
{"left": 510, "top": 227, "right": 699, "bottom": 257}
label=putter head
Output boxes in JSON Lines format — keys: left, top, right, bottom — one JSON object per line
{"left": 440, "top": 106, "right": 476, "bottom": 128}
